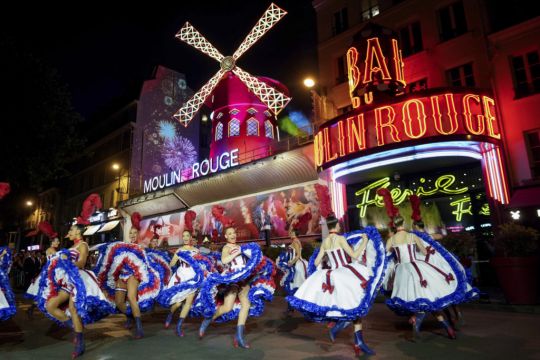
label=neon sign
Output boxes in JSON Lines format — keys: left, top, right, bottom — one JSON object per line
{"left": 314, "top": 92, "right": 502, "bottom": 168}
{"left": 143, "top": 149, "right": 239, "bottom": 193}
{"left": 347, "top": 35, "right": 406, "bottom": 108}
{"left": 450, "top": 197, "right": 473, "bottom": 221}
{"left": 354, "top": 175, "right": 469, "bottom": 217}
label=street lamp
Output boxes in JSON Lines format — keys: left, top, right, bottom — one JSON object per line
{"left": 303, "top": 77, "right": 315, "bottom": 88}
{"left": 25, "top": 200, "right": 33, "bottom": 207}
{"left": 111, "top": 163, "right": 128, "bottom": 206}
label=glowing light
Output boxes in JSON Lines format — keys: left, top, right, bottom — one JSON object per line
{"left": 353, "top": 174, "right": 469, "bottom": 217}
{"left": 112, "top": 163, "right": 120, "bottom": 171}
{"left": 158, "top": 121, "right": 177, "bottom": 140}
{"left": 510, "top": 210, "right": 521, "bottom": 220}
{"left": 537, "top": 209, "right": 540, "bottom": 217}
{"left": 314, "top": 92, "right": 502, "bottom": 168}
{"left": 174, "top": 3, "right": 290, "bottom": 127}
{"left": 25, "top": 200, "right": 33, "bottom": 207}
{"left": 303, "top": 78, "right": 315, "bottom": 88}
{"left": 334, "top": 149, "right": 482, "bottom": 180}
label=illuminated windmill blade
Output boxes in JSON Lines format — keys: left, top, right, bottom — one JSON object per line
{"left": 232, "top": 3, "right": 287, "bottom": 60}
{"left": 233, "top": 66, "right": 291, "bottom": 116}
{"left": 176, "top": 22, "right": 225, "bottom": 63}
{"left": 174, "top": 69, "right": 226, "bottom": 127}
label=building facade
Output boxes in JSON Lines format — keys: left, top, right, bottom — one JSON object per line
{"left": 312, "top": 0, "right": 540, "bottom": 232}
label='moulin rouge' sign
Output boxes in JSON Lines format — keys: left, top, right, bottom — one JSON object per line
{"left": 314, "top": 24, "right": 502, "bottom": 169}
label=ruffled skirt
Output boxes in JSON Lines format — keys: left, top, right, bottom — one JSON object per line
{"left": 287, "top": 227, "right": 387, "bottom": 322}
{"left": 93, "top": 242, "right": 161, "bottom": 313}
{"left": 37, "top": 252, "right": 114, "bottom": 324}
{"left": 385, "top": 231, "right": 478, "bottom": 314}
{"left": 0, "top": 269, "right": 16, "bottom": 321}
{"left": 156, "top": 252, "right": 212, "bottom": 308}
{"left": 191, "top": 243, "right": 276, "bottom": 323}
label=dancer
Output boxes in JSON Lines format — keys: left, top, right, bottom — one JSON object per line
{"left": 409, "top": 195, "right": 478, "bottom": 327}
{"left": 277, "top": 228, "right": 308, "bottom": 315}
{"left": 158, "top": 230, "right": 213, "bottom": 336}
{"left": 287, "top": 215, "right": 386, "bottom": 356}
{"left": 25, "top": 221, "right": 60, "bottom": 316}
{"left": 0, "top": 246, "right": 16, "bottom": 321}
{"left": 0, "top": 183, "right": 14, "bottom": 322}
{"left": 94, "top": 212, "right": 160, "bottom": 339}
{"left": 195, "top": 226, "right": 275, "bottom": 349}
{"left": 37, "top": 220, "right": 115, "bottom": 359}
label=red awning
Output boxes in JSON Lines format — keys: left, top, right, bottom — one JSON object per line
{"left": 509, "top": 187, "right": 540, "bottom": 208}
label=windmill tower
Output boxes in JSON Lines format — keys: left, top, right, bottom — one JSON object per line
{"left": 174, "top": 3, "right": 291, "bottom": 162}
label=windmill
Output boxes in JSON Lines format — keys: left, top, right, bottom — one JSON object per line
{"left": 173, "top": 3, "right": 291, "bottom": 128}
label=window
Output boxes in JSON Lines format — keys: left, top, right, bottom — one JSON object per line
{"left": 246, "top": 118, "right": 259, "bottom": 136}
{"left": 216, "top": 112, "right": 223, "bottom": 119}
{"left": 229, "top": 118, "right": 240, "bottom": 137}
{"left": 336, "top": 55, "right": 347, "bottom": 84}
{"left": 229, "top": 108, "right": 240, "bottom": 116}
{"left": 361, "top": 0, "right": 379, "bottom": 21}
{"left": 399, "top": 21, "right": 423, "bottom": 57}
{"left": 525, "top": 129, "right": 540, "bottom": 178}
{"left": 438, "top": 1, "right": 467, "bottom": 41}
{"left": 511, "top": 51, "right": 540, "bottom": 98}
{"left": 247, "top": 108, "right": 258, "bottom": 115}
{"left": 332, "top": 8, "right": 348, "bottom": 35}
{"left": 265, "top": 120, "right": 274, "bottom": 139}
{"left": 406, "top": 78, "right": 428, "bottom": 93}
{"left": 215, "top": 122, "right": 223, "bottom": 141}
{"left": 446, "top": 63, "right": 475, "bottom": 87}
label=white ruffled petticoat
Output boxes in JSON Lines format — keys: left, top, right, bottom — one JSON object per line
{"left": 287, "top": 228, "right": 386, "bottom": 322}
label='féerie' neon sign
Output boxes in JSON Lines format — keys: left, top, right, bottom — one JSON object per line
{"left": 354, "top": 174, "right": 469, "bottom": 217}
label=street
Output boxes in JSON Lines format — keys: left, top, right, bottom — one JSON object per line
{"left": 1, "top": 295, "right": 539, "bottom": 360}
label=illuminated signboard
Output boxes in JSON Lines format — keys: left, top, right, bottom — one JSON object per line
{"left": 314, "top": 91, "right": 501, "bottom": 168}
{"left": 143, "top": 149, "right": 239, "bottom": 193}
{"left": 354, "top": 174, "right": 491, "bottom": 223}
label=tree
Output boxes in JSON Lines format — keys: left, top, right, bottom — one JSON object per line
{"left": 0, "top": 37, "right": 85, "bottom": 191}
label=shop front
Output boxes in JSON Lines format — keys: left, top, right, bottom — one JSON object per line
{"left": 314, "top": 24, "right": 509, "bottom": 238}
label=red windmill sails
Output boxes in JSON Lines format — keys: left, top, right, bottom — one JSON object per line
{"left": 174, "top": 3, "right": 291, "bottom": 127}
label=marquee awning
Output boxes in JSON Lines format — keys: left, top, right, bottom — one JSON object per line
{"left": 83, "top": 224, "right": 102, "bottom": 236}
{"left": 120, "top": 188, "right": 188, "bottom": 217}
{"left": 174, "top": 145, "right": 318, "bottom": 207}
{"left": 119, "top": 144, "right": 318, "bottom": 215}
{"left": 97, "top": 220, "right": 120, "bottom": 233}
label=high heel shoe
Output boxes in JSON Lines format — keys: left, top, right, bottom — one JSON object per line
{"left": 176, "top": 318, "right": 185, "bottom": 337}
{"left": 199, "top": 318, "right": 212, "bottom": 339}
{"left": 63, "top": 319, "right": 73, "bottom": 329}
{"left": 411, "top": 312, "right": 426, "bottom": 340}
{"left": 71, "top": 332, "right": 85, "bottom": 359}
{"left": 124, "top": 314, "right": 133, "bottom": 329}
{"left": 233, "top": 325, "right": 250, "bottom": 349}
{"left": 134, "top": 317, "right": 144, "bottom": 339}
{"left": 440, "top": 320, "right": 456, "bottom": 339}
{"left": 164, "top": 312, "right": 173, "bottom": 329}
{"left": 329, "top": 321, "right": 350, "bottom": 343}
{"left": 353, "top": 330, "right": 375, "bottom": 356}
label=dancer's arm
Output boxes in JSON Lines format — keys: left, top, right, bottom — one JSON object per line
{"left": 314, "top": 243, "right": 326, "bottom": 267}
{"left": 288, "top": 240, "right": 302, "bottom": 266}
{"left": 221, "top": 245, "right": 241, "bottom": 264}
{"left": 169, "top": 253, "right": 179, "bottom": 267}
{"left": 413, "top": 234, "right": 428, "bottom": 255}
{"left": 75, "top": 243, "right": 89, "bottom": 269}
{"left": 339, "top": 235, "right": 364, "bottom": 259}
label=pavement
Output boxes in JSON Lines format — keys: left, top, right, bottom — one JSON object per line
{"left": 1, "top": 295, "right": 540, "bottom": 360}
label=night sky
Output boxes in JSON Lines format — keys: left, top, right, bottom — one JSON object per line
{"left": 1, "top": 1, "right": 317, "bottom": 119}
